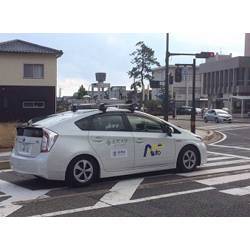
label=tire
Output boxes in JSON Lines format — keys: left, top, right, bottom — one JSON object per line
{"left": 177, "top": 146, "right": 199, "bottom": 172}
{"left": 65, "top": 156, "right": 98, "bottom": 187}
{"left": 215, "top": 117, "right": 219, "bottom": 123}
{"left": 204, "top": 117, "right": 208, "bottom": 123}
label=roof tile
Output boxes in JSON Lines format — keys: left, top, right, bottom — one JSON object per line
{"left": 0, "top": 39, "right": 63, "bottom": 57}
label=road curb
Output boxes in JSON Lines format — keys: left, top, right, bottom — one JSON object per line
{"left": 197, "top": 128, "right": 219, "bottom": 143}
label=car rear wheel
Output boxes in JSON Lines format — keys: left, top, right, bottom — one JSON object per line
{"left": 177, "top": 146, "right": 199, "bottom": 172}
{"left": 215, "top": 117, "right": 219, "bottom": 123}
{"left": 204, "top": 117, "right": 208, "bottom": 123}
{"left": 65, "top": 156, "right": 98, "bottom": 187}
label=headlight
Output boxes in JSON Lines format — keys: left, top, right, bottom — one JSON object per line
{"left": 194, "top": 135, "right": 202, "bottom": 141}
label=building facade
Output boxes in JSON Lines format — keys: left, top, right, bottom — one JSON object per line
{"left": 109, "top": 86, "right": 127, "bottom": 100}
{"left": 0, "top": 39, "right": 62, "bottom": 122}
{"left": 199, "top": 54, "right": 250, "bottom": 115}
{"left": 152, "top": 66, "right": 206, "bottom": 108}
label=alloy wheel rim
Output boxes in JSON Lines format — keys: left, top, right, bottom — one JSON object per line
{"left": 183, "top": 150, "right": 196, "bottom": 169}
{"left": 73, "top": 160, "right": 94, "bottom": 183}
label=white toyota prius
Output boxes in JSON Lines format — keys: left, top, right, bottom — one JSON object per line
{"left": 10, "top": 105, "right": 207, "bottom": 187}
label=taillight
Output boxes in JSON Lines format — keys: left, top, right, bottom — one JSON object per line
{"left": 41, "top": 128, "right": 58, "bottom": 153}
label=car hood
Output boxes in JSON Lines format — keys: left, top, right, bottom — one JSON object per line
{"left": 174, "top": 126, "right": 202, "bottom": 141}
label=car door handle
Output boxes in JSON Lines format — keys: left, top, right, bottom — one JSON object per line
{"left": 92, "top": 136, "right": 103, "bottom": 142}
{"left": 136, "top": 138, "right": 144, "bottom": 143}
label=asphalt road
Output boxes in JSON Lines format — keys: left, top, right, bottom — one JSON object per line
{"left": 1, "top": 122, "right": 250, "bottom": 217}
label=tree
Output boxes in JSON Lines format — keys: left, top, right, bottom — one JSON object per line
{"left": 73, "top": 84, "right": 87, "bottom": 99}
{"left": 128, "top": 41, "right": 160, "bottom": 109}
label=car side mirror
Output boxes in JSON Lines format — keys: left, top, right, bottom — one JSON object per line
{"left": 166, "top": 126, "right": 174, "bottom": 136}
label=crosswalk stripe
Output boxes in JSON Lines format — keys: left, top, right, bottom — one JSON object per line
{"left": 220, "top": 186, "right": 250, "bottom": 196}
{"left": 95, "top": 178, "right": 144, "bottom": 206}
{"left": 207, "top": 151, "right": 250, "bottom": 160}
{"left": 207, "top": 156, "right": 235, "bottom": 162}
{"left": 204, "top": 159, "right": 250, "bottom": 168}
{"left": 0, "top": 169, "right": 12, "bottom": 173}
{"left": 196, "top": 172, "right": 250, "bottom": 186}
{"left": 210, "top": 144, "right": 250, "bottom": 151}
{"left": 0, "top": 194, "right": 9, "bottom": 198}
{"left": 179, "top": 164, "right": 250, "bottom": 177}
{"left": 35, "top": 187, "right": 215, "bottom": 217}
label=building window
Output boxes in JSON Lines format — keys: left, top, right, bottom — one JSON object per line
{"left": 22, "top": 101, "right": 45, "bottom": 109}
{"left": 23, "top": 64, "right": 44, "bottom": 79}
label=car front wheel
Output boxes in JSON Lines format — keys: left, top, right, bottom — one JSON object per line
{"left": 65, "top": 156, "right": 98, "bottom": 187}
{"left": 177, "top": 146, "right": 199, "bottom": 172}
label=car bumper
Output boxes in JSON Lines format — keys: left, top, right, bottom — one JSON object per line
{"left": 219, "top": 117, "right": 232, "bottom": 122}
{"left": 10, "top": 151, "right": 50, "bottom": 179}
{"left": 198, "top": 141, "right": 207, "bottom": 166}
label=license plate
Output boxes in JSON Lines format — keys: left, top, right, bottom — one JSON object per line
{"left": 21, "top": 143, "right": 31, "bottom": 154}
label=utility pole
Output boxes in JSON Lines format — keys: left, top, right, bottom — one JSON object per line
{"left": 164, "top": 33, "right": 169, "bottom": 121}
{"left": 184, "top": 67, "right": 188, "bottom": 106}
{"left": 191, "top": 58, "right": 196, "bottom": 133}
{"left": 176, "top": 62, "right": 196, "bottom": 133}
{"left": 162, "top": 34, "right": 214, "bottom": 129}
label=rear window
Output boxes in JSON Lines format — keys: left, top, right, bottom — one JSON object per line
{"left": 17, "top": 127, "right": 43, "bottom": 137}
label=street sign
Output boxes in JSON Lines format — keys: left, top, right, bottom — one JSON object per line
{"left": 150, "top": 80, "right": 160, "bottom": 88}
{"left": 175, "top": 67, "right": 182, "bottom": 82}
{"left": 182, "top": 67, "right": 188, "bottom": 81}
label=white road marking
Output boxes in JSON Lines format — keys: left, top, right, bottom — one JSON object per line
{"left": 220, "top": 186, "right": 250, "bottom": 196}
{"left": 209, "top": 131, "right": 227, "bottom": 145}
{"left": 179, "top": 164, "right": 250, "bottom": 177}
{"left": 0, "top": 169, "right": 12, "bottom": 173}
{"left": 0, "top": 194, "right": 9, "bottom": 198}
{"left": 35, "top": 187, "right": 215, "bottom": 217}
{"left": 207, "top": 151, "right": 250, "bottom": 160}
{"left": 204, "top": 159, "right": 250, "bottom": 168}
{"left": 218, "top": 127, "right": 250, "bottom": 132}
{"left": 95, "top": 178, "right": 144, "bottom": 206}
{"left": 0, "top": 179, "right": 50, "bottom": 216}
{"left": 199, "top": 124, "right": 250, "bottom": 130}
{"left": 207, "top": 156, "right": 235, "bottom": 162}
{"left": 196, "top": 172, "right": 250, "bottom": 186}
{"left": 209, "top": 144, "right": 250, "bottom": 151}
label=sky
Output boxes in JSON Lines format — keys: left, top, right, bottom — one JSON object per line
{"left": 0, "top": 33, "right": 245, "bottom": 96}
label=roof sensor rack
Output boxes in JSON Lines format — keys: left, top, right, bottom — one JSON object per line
{"left": 98, "top": 103, "right": 137, "bottom": 113}
{"left": 99, "top": 103, "right": 107, "bottom": 112}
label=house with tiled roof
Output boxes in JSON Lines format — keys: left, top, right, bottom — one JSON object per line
{"left": 0, "top": 39, "right": 63, "bottom": 122}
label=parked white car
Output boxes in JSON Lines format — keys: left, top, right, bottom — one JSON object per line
{"left": 204, "top": 109, "right": 232, "bottom": 123}
{"left": 10, "top": 106, "right": 207, "bottom": 187}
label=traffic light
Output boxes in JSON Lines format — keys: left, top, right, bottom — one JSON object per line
{"left": 175, "top": 67, "right": 182, "bottom": 82}
{"left": 169, "top": 73, "right": 173, "bottom": 84}
{"left": 196, "top": 52, "right": 215, "bottom": 58}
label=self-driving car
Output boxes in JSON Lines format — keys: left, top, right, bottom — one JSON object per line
{"left": 10, "top": 104, "right": 207, "bottom": 187}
